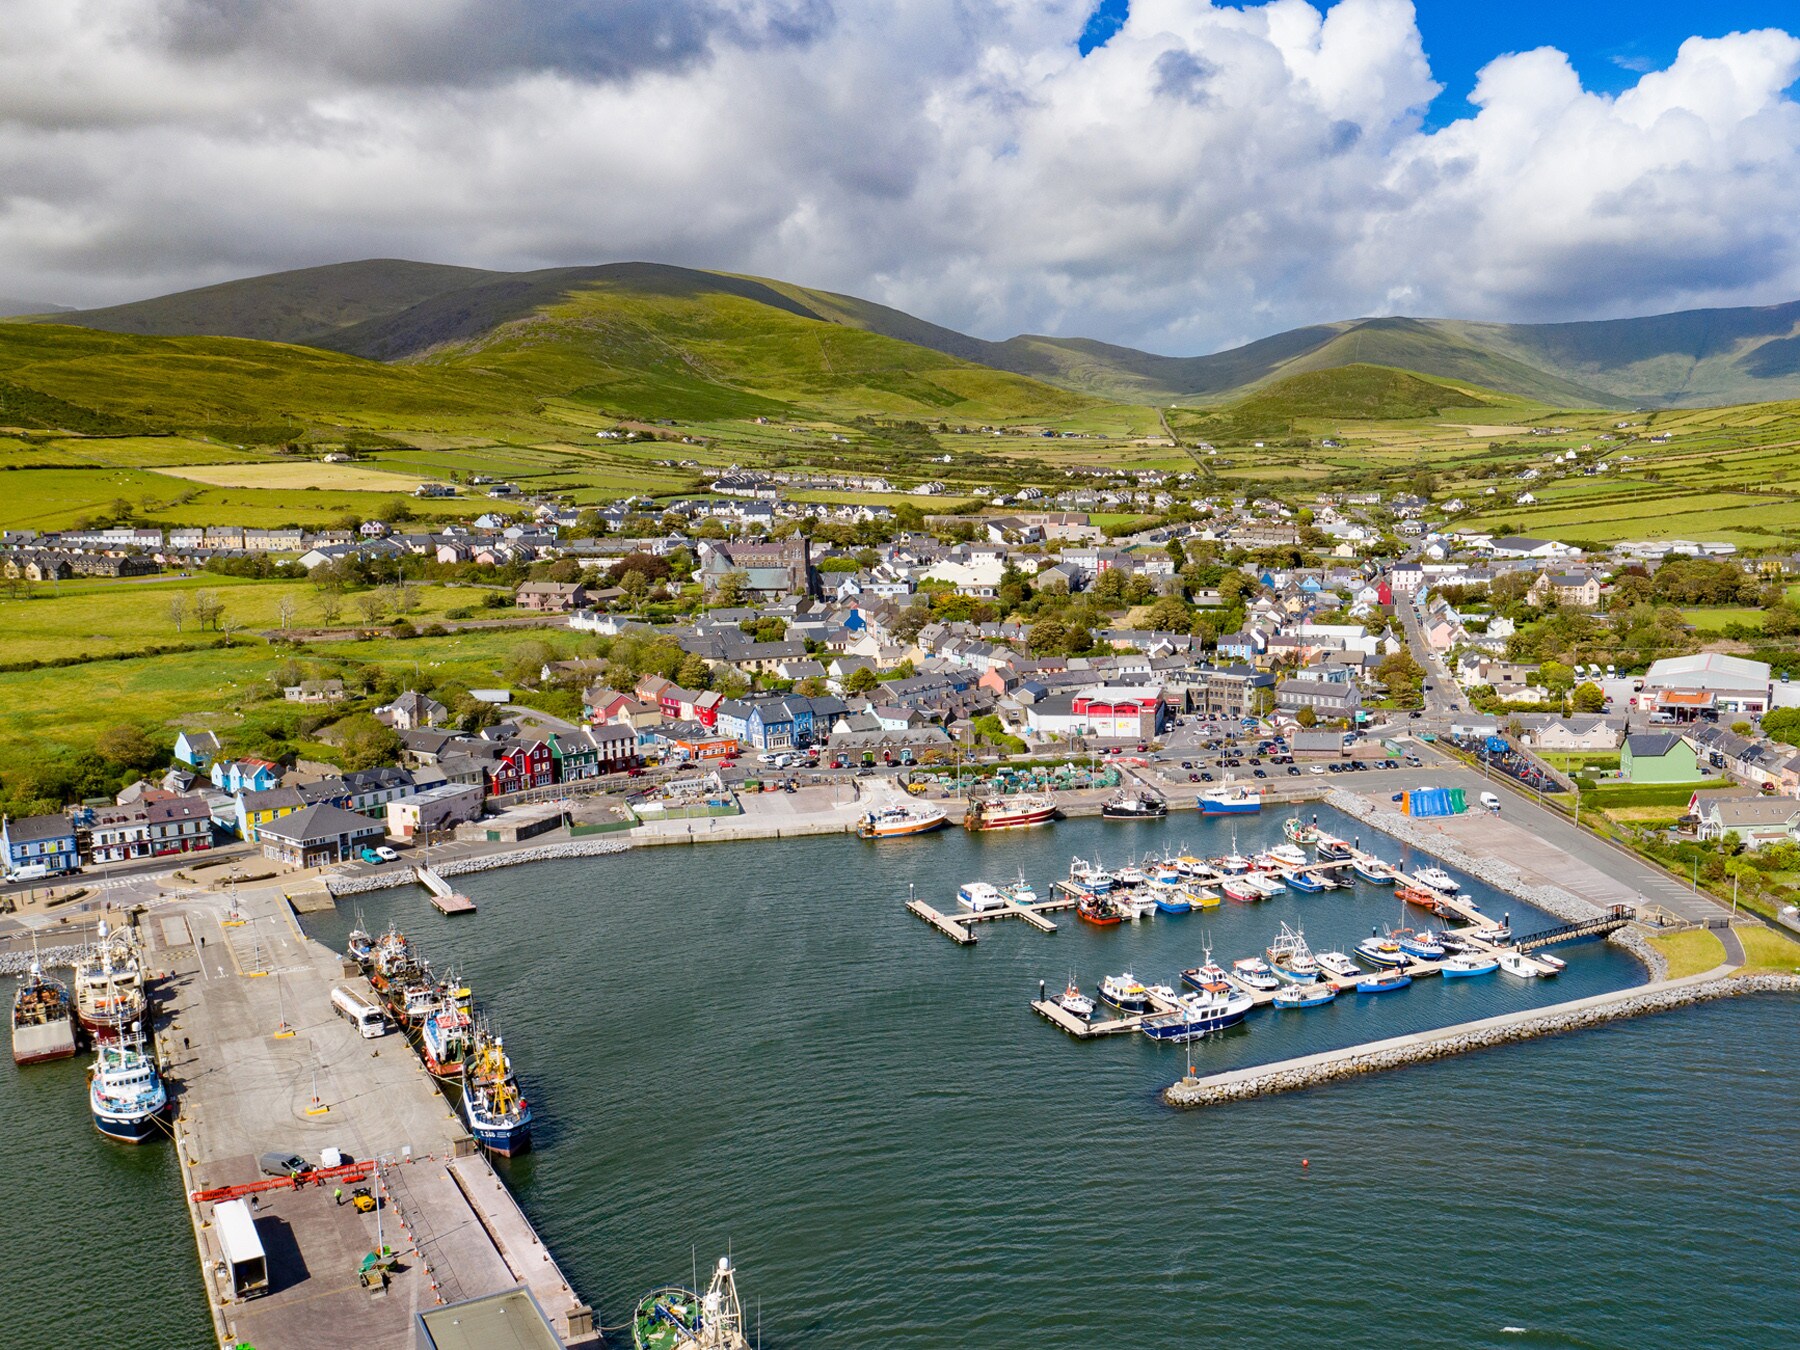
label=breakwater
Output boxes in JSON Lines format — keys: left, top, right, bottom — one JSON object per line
{"left": 0, "top": 941, "right": 99, "bottom": 975}
{"left": 1165, "top": 973, "right": 1800, "bottom": 1108}
{"left": 324, "top": 838, "right": 631, "bottom": 896}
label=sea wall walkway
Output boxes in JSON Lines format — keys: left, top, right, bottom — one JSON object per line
{"left": 1164, "top": 970, "right": 1800, "bottom": 1108}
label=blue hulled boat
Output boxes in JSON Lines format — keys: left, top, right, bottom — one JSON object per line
{"left": 89, "top": 1031, "right": 168, "bottom": 1143}
{"left": 462, "top": 1028, "right": 532, "bottom": 1157}
{"left": 1286, "top": 871, "right": 1327, "bottom": 893}
{"left": 1140, "top": 986, "right": 1254, "bottom": 1041}
{"left": 1357, "top": 970, "right": 1412, "bottom": 994}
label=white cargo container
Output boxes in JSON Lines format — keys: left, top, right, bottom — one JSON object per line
{"left": 214, "top": 1198, "right": 268, "bottom": 1298}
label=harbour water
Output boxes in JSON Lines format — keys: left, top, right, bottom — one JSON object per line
{"left": 6, "top": 805, "right": 1798, "bottom": 1347}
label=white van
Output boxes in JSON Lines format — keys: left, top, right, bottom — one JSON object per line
{"left": 330, "top": 985, "right": 388, "bottom": 1038}
{"left": 1479, "top": 791, "right": 1501, "bottom": 813}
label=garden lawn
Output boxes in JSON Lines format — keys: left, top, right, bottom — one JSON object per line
{"left": 1736, "top": 924, "right": 1800, "bottom": 974}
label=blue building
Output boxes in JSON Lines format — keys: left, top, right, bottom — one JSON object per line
{"left": 2, "top": 813, "right": 80, "bottom": 877}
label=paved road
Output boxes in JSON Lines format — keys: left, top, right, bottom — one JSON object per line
{"left": 1393, "top": 593, "right": 1462, "bottom": 717}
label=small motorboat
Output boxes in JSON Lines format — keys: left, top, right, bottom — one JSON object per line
{"left": 1098, "top": 971, "right": 1151, "bottom": 1012}
{"left": 1005, "top": 876, "right": 1042, "bottom": 906}
{"left": 1534, "top": 952, "right": 1566, "bottom": 975}
{"left": 1231, "top": 957, "right": 1281, "bottom": 992}
{"left": 1396, "top": 929, "right": 1446, "bottom": 961}
{"left": 1173, "top": 853, "right": 1207, "bottom": 877}
{"left": 1102, "top": 790, "right": 1168, "bottom": 821}
{"left": 1077, "top": 894, "right": 1122, "bottom": 926}
{"left": 1497, "top": 950, "right": 1544, "bottom": 979}
{"left": 1355, "top": 930, "right": 1408, "bottom": 968}
{"left": 1216, "top": 851, "right": 1253, "bottom": 875}
{"left": 1315, "top": 950, "right": 1362, "bottom": 981}
{"left": 1181, "top": 950, "right": 1232, "bottom": 992}
{"left": 1140, "top": 985, "right": 1255, "bottom": 1041}
{"left": 1116, "top": 891, "right": 1159, "bottom": 920}
{"left": 1243, "top": 872, "right": 1286, "bottom": 895}
{"left": 1265, "top": 843, "right": 1309, "bottom": 869}
{"left": 1183, "top": 886, "right": 1223, "bottom": 909}
{"left": 1221, "top": 877, "right": 1263, "bottom": 904}
{"left": 1282, "top": 816, "right": 1321, "bottom": 845}
{"left": 1148, "top": 858, "right": 1183, "bottom": 886}
{"left": 1352, "top": 857, "right": 1396, "bottom": 884}
{"left": 1285, "top": 871, "right": 1327, "bottom": 894}
{"left": 1415, "top": 866, "right": 1461, "bottom": 894}
{"left": 1435, "top": 930, "right": 1473, "bottom": 955}
{"left": 1470, "top": 923, "right": 1513, "bottom": 945}
{"left": 1114, "top": 863, "right": 1149, "bottom": 887}
{"left": 1358, "top": 970, "right": 1413, "bottom": 994}
{"left": 1441, "top": 953, "right": 1500, "bottom": 978}
{"left": 1153, "top": 889, "right": 1192, "bottom": 915}
{"left": 957, "top": 882, "right": 1007, "bottom": 913}
{"left": 1069, "top": 857, "right": 1115, "bottom": 892}
{"left": 1315, "top": 837, "right": 1352, "bottom": 862}
{"left": 1055, "top": 979, "right": 1096, "bottom": 1019}
{"left": 1273, "top": 981, "right": 1337, "bottom": 1009}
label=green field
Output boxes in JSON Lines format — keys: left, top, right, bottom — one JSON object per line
{"left": 1679, "top": 606, "right": 1767, "bottom": 631}
{"left": 1649, "top": 929, "right": 1727, "bottom": 979}
{"left": 0, "top": 574, "right": 506, "bottom": 662}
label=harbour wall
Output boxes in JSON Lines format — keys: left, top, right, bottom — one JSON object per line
{"left": 1164, "top": 973, "right": 1800, "bottom": 1108}
{"left": 324, "top": 839, "right": 630, "bottom": 896}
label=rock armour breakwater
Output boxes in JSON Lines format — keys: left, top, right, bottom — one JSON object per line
{"left": 324, "top": 840, "right": 630, "bottom": 897}
{"left": 1164, "top": 974, "right": 1800, "bottom": 1108}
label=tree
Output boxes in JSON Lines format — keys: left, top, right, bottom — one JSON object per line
{"left": 796, "top": 676, "right": 827, "bottom": 697}
{"left": 1731, "top": 719, "right": 1754, "bottom": 737}
{"left": 1296, "top": 704, "right": 1317, "bottom": 728}
{"left": 355, "top": 591, "right": 387, "bottom": 625}
{"left": 1540, "top": 659, "right": 1575, "bottom": 693}
{"left": 192, "top": 590, "right": 223, "bottom": 631}
{"left": 844, "top": 666, "right": 880, "bottom": 694}
{"left": 167, "top": 594, "right": 187, "bottom": 634}
{"left": 1144, "top": 596, "right": 1191, "bottom": 633}
{"left": 95, "top": 724, "right": 161, "bottom": 773}
{"left": 620, "top": 568, "right": 650, "bottom": 612}
{"left": 316, "top": 591, "right": 343, "bottom": 626}
{"left": 677, "top": 652, "right": 713, "bottom": 690}
{"left": 1165, "top": 537, "right": 1186, "bottom": 570}
{"left": 507, "top": 639, "right": 556, "bottom": 686}
{"left": 274, "top": 594, "right": 298, "bottom": 631}
{"left": 334, "top": 714, "right": 405, "bottom": 772}
{"left": 1028, "top": 617, "right": 1069, "bottom": 655}
{"left": 1572, "top": 681, "right": 1606, "bottom": 713}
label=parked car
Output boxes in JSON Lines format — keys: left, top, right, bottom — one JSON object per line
{"left": 1287, "top": 766, "right": 1302, "bottom": 776}
{"left": 374, "top": 846, "right": 398, "bottom": 862}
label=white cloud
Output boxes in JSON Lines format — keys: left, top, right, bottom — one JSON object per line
{"left": 0, "top": 0, "right": 1796, "bottom": 352}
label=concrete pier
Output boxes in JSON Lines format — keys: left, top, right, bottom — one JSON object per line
{"left": 145, "top": 880, "right": 597, "bottom": 1348}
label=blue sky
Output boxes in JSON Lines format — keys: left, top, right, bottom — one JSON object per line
{"left": 1081, "top": 0, "right": 1800, "bottom": 124}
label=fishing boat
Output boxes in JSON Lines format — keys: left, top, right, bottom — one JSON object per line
{"left": 1198, "top": 781, "right": 1262, "bottom": 816}
{"left": 1180, "top": 951, "right": 1232, "bottom": 992}
{"left": 1396, "top": 929, "right": 1446, "bottom": 961}
{"left": 1004, "top": 875, "right": 1041, "bottom": 906}
{"left": 1148, "top": 858, "right": 1183, "bottom": 885}
{"left": 88, "top": 1029, "right": 168, "bottom": 1143}
{"left": 1097, "top": 972, "right": 1151, "bottom": 1013}
{"left": 1314, "top": 950, "right": 1362, "bottom": 981}
{"left": 1054, "top": 979, "right": 1096, "bottom": 1019}
{"left": 1397, "top": 882, "right": 1453, "bottom": 915}
{"left": 1265, "top": 923, "right": 1320, "bottom": 982}
{"left": 963, "top": 793, "right": 1057, "bottom": 831}
{"left": 1153, "top": 889, "right": 1192, "bottom": 915}
{"left": 1285, "top": 871, "right": 1327, "bottom": 894}
{"left": 419, "top": 997, "right": 475, "bottom": 1078}
{"left": 1282, "top": 815, "right": 1322, "bottom": 845}
{"left": 956, "top": 882, "right": 1007, "bottom": 913}
{"left": 1265, "top": 843, "right": 1309, "bottom": 869}
{"left": 346, "top": 927, "right": 375, "bottom": 966}
{"left": 1535, "top": 952, "right": 1567, "bottom": 976}
{"left": 1102, "top": 790, "right": 1167, "bottom": 820}
{"left": 1115, "top": 891, "right": 1159, "bottom": 920}
{"left": 857, "top": 802, "right": 949, "bottom": 839}
{"left": 73, "top": 921, "right": 146, "bottom": 1041}
{"left": 1172, "top": 853, "right": 1207, "bottom": 877}
{"left": 1220, "top": 877, "right": 1263, "bottom": 904}
{"left": 462, "top": 1026, "right": 532, "bottom": 1156}
{"left": 1140, "top": 985, "right": 1254, "bottom": 1041}
{"left": 1435, "top": 930, "right": 1473, "bottom": 955}
{"left": 632, "top": 1255, "right": 751, "bottom": 1350}
{"left": 1215, "top": 839, "right": 1253, "bottom": 873}
{"left": 1113, "top": 862, "right": 1149, "bottom": 887}
{"left": 1077, "top": 894, "right": 1122, "bottom": 926}
{"left": 1231, "top": 957, "right": 1281, "bottom": 992}
{"left": 1442, "top": 953, "right": 1500, "bottom": 978}
{"left": 1241, "top": 873, "right": 1286, "bottom": 896}
{"left": 1470, "top": 922, "right": 1513, "bottom": 945}
{"left": 1497, "top": 950, "right": 1545, "bottom": 979}
{"left": 1357, "top": 970, "right": 1412, "bottom": 994}
{"left": 1352, "top": 857, "right": 1396, "bottom": 884}
{"left": 1068, "top": 857, "right": 1115, "bottom": 892}
{"left": 1415, "top": 866, "right": 1461, "bottom": 894}
{"left": 1315, "top": 837, "right": 1352, "bottom": 862}
{"left": 12, "top": 960, "right": 76, "bottom": 1064}
{"left": 1182, "top": 885, "right": 1223, "bottom": 910}
{"left": 1272, "top": 981, "right": 1337, "bottom": 1009}
{"left": 1355, "top": 931, "right": 1408, "bottom": 968}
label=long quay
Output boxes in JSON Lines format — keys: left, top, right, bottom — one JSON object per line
{"left": 1164, "top": 971, "right": 1800, "bottom": 1108}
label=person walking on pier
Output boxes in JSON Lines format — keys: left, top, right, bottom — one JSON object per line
{"left": 334, "top": 1186, "right": 344, "bottom": 1206}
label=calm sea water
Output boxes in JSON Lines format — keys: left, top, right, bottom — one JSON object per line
{"left": 7, "top": 807, "right": 1797, "bottom": 1348}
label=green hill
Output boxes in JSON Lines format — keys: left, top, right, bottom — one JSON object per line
{"left": 0, "top": 265, "right": 1097, "bottom": 439}
{"left": 34, "top": 258, "right": 1800, "bottom": 411}
{"left": 1168, "top": 364, "right": 1493, "bottom": 442}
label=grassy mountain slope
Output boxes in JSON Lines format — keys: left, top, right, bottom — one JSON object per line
{"left": 39, "top": 257, "right": 1800, "bottom": 409}
{"left": 52, "top": 260, "right": 502, "bottom": 347}
{"left": 1167, "top": 364, "right": 1492, "bottom": 442}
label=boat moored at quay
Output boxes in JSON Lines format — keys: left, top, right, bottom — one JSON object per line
{"left": 1198, "top": 782, "right": 1262, "bottom": 816}
{"left": 1102, "top": 790, "right": 1167, "bottom": 820}
{"left": 857, "top": 802, "right": 949, "bottom": 839}
{"left": 1140, "top": 985, "right": 1254, "bottom": 1041}
{"left": 88, "top": 1029, "right": 169, "bottom": 1143}
{"left": 963, "top": 793, "right": 1058, "bottom": 831}
{"left": 12, "top": 960, "right": 76, "bottom": 1065}
{"left": 462, "top": 1026, "right": 532, "bottom": 1157}
{"left": 73, "top": 921, "right": 146, "bottom": 1041}
{"left": 633, "top": 1254, "right": 751, "bottom": 1350}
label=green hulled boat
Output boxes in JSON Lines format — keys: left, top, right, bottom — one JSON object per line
{"left": 633, "top": 1256, "right": 749, "bottom": 1350}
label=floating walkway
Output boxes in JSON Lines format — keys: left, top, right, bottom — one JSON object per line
{"left": 415, "top": 864, "right": 477, "bottom": 915}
